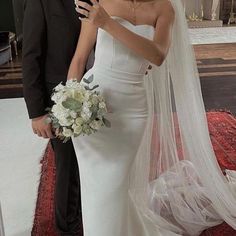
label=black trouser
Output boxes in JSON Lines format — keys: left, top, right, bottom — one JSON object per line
{"left": 50, "top": 138, "right": 82, "bottom": 235}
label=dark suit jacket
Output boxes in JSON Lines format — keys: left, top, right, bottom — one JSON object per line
{"left": 22, "top": 0, "right": 82, "bottom": 119}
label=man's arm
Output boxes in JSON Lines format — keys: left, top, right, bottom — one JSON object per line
{"left": 22, "top": 0, "right": 54, "bottom": 139}
{"left": 22, "top": 0, "right": 47, "bottom": 119}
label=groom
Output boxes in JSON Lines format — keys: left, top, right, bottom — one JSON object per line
{"left": 22, "top": 0, "right": 93, "bottom": 235}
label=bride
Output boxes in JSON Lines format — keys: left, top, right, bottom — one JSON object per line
{"left": 67, "top": 0, "right": 236, "bottom": 235}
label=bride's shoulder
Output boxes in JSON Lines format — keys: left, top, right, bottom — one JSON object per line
{"left": 99, "top": 0, "right": 114, "bottom": 5}
{"left": 154, "top": 0, "right": 175, "bottom": 14}
{"left": 153, "top": 0, "right": 175, "bottom": 19}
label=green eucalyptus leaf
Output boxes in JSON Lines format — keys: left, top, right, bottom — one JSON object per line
{"left": 103, "top": 117, "right": 111, "bottom": 128}
{"left": 62, "top": 98, "right": 82, "bottom": 112}
{"left": 90, "top": 85, "right": 99, "bottom": 90}
{"left": 90, "top": 112, "right": 98, "bottom": 121}
{"left": 87, "top": 74, "right": 94, "bottom": 83}
{"left": 83, "top": 74, "right": 94, "bottom": 84}
{"left": 83, "top": 78, "right": 90, "bottom": 84}
{"left": 90, "top": 104, "right": 98, "bottom": 112}
{"left": 84, "top": 84, "right": 99, "bottom": 91}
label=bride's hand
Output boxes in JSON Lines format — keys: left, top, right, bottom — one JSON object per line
{"left": 75, "top": 0, "right": 111, "bottom": 29}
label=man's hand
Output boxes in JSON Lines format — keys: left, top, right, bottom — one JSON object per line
{"left": 32, "top": 114, "right": 54, "bottom": 139}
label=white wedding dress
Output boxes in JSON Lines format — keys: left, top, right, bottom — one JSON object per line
{"left": 73, "top": 16, "right": 157, "bottom": 236}
{"left": 72, "top": 5, "right": 236, "bottom": 235}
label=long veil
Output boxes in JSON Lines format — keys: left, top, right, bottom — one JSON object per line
{"left": 129, "top": 0, "right": 236, "bottom": 235}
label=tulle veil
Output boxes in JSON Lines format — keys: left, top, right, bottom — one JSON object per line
{"left": 129, "top": 0, "right": 236, "bottom": 235}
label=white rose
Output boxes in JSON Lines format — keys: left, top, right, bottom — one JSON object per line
{"left": 54, "top": 83, "right": 64, "bottom": 92}
{"left": 99, "top": 102, "right": 106, "bottom": 109}
{"left": 63, "top": 89, "right": 74, "bottom": 99}
{"left": 70, "top": 111, "right": 77, "bottom": 119}
{"left": 98, "top": 95, "right": 105, "bottom": 102}
{"left": 82, "top": 124, "right": 92, "bottom": 135}
{"left": 83, "top": 101, "right": 92, "bottom": 108}
{"left": 75, "top": 117, "right": 84, "bottom": 126}
{"left": 84, "top": 91, "right": 91, "bottom": 100}
{"left": 73, "top": 124, "right": 82, "bottom": 135}
{"left": 51, "top": 93, "right": 59, "bottom": 103}
{"left": 59, "top": 94, "right": 68, "bottom": 103}
{"left": 81, "top": 111, "right": 92, "bottom": 121}
{"left": 66, "top": 79, "right": 78, "bottom": 89}
{"left": 90, "top": 120, "right": 103, "bottom": 130}
{"left": 51, "top": 104, "right": 64, "bottom": 115}
{"left": 91, "top": 95, "right": 99, "bottom": 105}
{"left": 59, "top": 117, "right": 74, "bottom": 126}
{"left": 97, "top": 109, "right": 106, "bottom": 117}
{"left": 52, "top": 104, "right": 70, "bottom": 120}
{"left": 51, "top": 92, "right": 67, "bottom": 103}
{"left": 81, "top": 106, "right": 92, "bottom": 121}
{"left": 74, "top": 90, "right": 85, "bottom": 101}
{"left": 62, "top": 127, "right": 73, "bottom": 137}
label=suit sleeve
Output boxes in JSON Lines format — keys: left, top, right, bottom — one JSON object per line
{"left": 22, "top": 0, "right": 47, "bottom": 119}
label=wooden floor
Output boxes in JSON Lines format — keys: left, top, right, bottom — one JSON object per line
{"left": 1, "top": 43, "right": 236, "bottom": 114}
{"left": 0, "top": 55, "right": 23, "bottom": 99}
{"left": 194, "top": 43, "right": 236, "bottom": 60}
{"left": 194, "top": 43, "right": 236, "bottom": 114}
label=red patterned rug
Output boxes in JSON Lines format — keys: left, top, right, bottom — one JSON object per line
{"left": 32, "top": 111, "right": 236, "bottom": 236}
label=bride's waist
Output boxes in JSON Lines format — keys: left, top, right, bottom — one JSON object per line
{"left": 91, "top": 64, "right": 146, "bottom": 83}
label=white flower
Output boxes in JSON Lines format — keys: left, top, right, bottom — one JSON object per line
{"left": 81, "top": 105, "right": 92, "bottom": 121}
{"left": 91, "top": 95, "right": 99, "bottom": 105}
{"left": 51, "top": 93, "right": 59, "bottom": 102}
{"left": 75, "top": 117, "right": 84, "bottom": 126}
{"left": 83, "top": 101, "right": 92, "bottom": 108}
{"left": 49, "top": 77, "right": 110, "bottom": 139}
{"left": 84, "top": 90, "right": 91, "bottom": 100}
{"left": 97, "top": 108, "right": 106, "bottom": 117}
{"left": 99, "top": 102, "right": 106, "bottom": 109}
{"left": 72, "top": 124, "right": 82, "bottom": 135}
{"left": 59, "top": 117, "right": 74, "bottom": 127}
{"left": 74, "top": 90, "right": 85, "bottom": 101}
{"left": 98, "top": 94, "right": 105, "bottom": 102}
{"left": 51, "top": 104, "right": 71, "bottom": 126}
{"left": 51, "top": 92, "right": 67, "bottom": 103}
{"left": 52, "top": 104, "right": 70, "bottom": 119}
{"left": 70, "top": 111, "right": 77, "bottom": 119}
{"left": 66, "top": 79, "right": 78, "bottom": 89}
{"left": 69, "top": 77, "right": 78, "bottom": 81}
{"left": 81, "top": 111, "right": 92, "bottom": 121}
{"left": 90, "top": 120, "right": 103, "bottom": 130}
{"left": 54, "top": 83, "right": 64, "bottom": 92}
{"left": 62, "top": 127, "right": 73, "bottom": 137}
{"left": 82, "top": 124, "right": 92, "bottom": 135}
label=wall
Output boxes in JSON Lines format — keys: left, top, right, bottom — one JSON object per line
{"left": 0, "top": 0, "right": 24, "bottom": 41}
{"left": 183, "top": 0, "right": 220, "bottom": 20}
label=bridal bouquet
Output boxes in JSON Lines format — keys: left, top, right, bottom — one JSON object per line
{"left": 46, "top": 75, "right": 110, "bottom": 143}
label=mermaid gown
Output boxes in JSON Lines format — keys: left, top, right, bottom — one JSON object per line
{"left": 72, "top": 16, "right": 159, "bottom": 236}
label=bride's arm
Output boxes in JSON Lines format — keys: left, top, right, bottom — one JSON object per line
{"left": 76, "top": 0, "right": 175, "bottom": 66}
{"left": 67, "top": 21, "right": 98, "bottom": 80}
